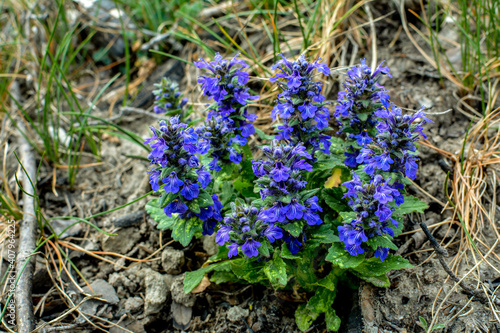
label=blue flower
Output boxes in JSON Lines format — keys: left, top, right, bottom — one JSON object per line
{"left": 241, "top": 239, "right": 261, "bottom": 257}
{"left": 263, "top": 224, "right": 283, "bottom": 243}
{"left": 163, "top": 172, "right": 184, "bottom": 194}
{"left": 270, "top": 162, "right": 290, "bottom": 182}
{"left": 228, "top": 147, "right": 242, "bottom": 164}
{"left": 180, "top": 181, "right": 199, "bottom": 200}
{"left": 196, "top": 168, "right": 211, "bottom": 189}
{"left": 374, "top": 247, "right": 389, "bottom": 262}
{"left": 148, "top": 170, "right": 161, "bottom": 191}
{"left": 286, "top": 199, "right": 305, "bottom": 220}
{"left": 164, "top": 199, "right": 188, "bottom": 216}
{"left": 228, "top": 243, "right": 239, "bottom": 258}
{"left": 216, "top": 225, "right": 232, "bottom": 246}
{"left": 284, "top": 234, "right": 302, "bottom": 255}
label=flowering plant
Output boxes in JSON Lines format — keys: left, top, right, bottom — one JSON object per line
{"left": 145, "top": 55, "right": 429, "bottom": 332}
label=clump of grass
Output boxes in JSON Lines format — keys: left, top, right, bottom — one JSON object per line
{"left": 403, "top": 0, "right": 500, "bottom": 115}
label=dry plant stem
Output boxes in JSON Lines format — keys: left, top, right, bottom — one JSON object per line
{"left": 12, "top": 81, "right": 37, "bottom": 332}
{"left": 420, "top": 222, "right": 500, "bottom": 306}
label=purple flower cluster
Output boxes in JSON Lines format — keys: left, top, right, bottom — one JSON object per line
{"left": 356, "top": 101, "right": 432, "bottom": 179}
{"left": 338, "top": 173, "right": 401, "bottom": 261}
{"left": 335, "top": 59, "right": 391, "bottom": 167}
{"left": 216, "top": 200, "right": 283, "bottom": 258}
{"left": 195, "top": 116, "right": 245, "bottom": 171}
{"left": 194, "top": 53, "right": 259, "bottom": 139}
{"left": 152, "top": 77, "right": 188, "bottom": 115}
{"left": 144, "top": 116, "right": 222, "bottom": 235}
{"left": 270, "top": 54, "right": 331, "bottom": 156}
{"left": 253, "top": 140, "right": 323, "bottom": 254}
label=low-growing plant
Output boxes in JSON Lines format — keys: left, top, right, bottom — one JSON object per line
{"left": 145, "top": 53, "right": 430, "bottom": 331}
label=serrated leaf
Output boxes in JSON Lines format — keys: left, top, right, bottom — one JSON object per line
{"left": 306, "top": 287, "right": 336, "bottom": 313}
{"left": 251, "top": 198, "right": 264, "bottom": 209}
{"left": 309, "top": 224, "right": 340, "bottom": 245}
{"left": 339, "top": 211, "right": 357, "bottom": 222}
{"left": 352, "top": 271, "right": 390, "bottom": 287}
{"left": 210, "top": 271, "right": 239, "bottom": 284}
{"left": 254, "top": 127, "right": 275, "bottom": 141}
{"left": 326, "top": 243, "right": 364, "bottom": 269}
{"left": 328, "top": 137, "right": 346, "bottom": 155}
{"left": 187, "top": 200, "right": 201, "bottom": 214}
{"left": 393, "top": 195, "right": 428, "bottom": 215}
{"left": 313, "top": 156, "right": 345, "bottom": 172}
{"left": 159, "top": 191, "right": 176, "bottom": 208}
{"left": 171, "top": 218, "right": 202, "bottom": 246}
{"left": 258, "top": 240, "right": 270, "bottom": 257}
{"left": 325, "top": 308, "right": 341, "bottom": 331}
{"left": 184, "top": 261, "right": 231, "bottom": 293}
{"left": 366, "top": 235, "right": 398, "bottom": 251}
{"left": 220, "top": 181, "right": 235, "bottom": 206}
{"left": 323, "top": 188, "right": 350, "bottom": 212}
{"left": 281, "top": 243, "right": 299, "bottom": 259}
{"left": 230, "top": 258, "right": 266, "bottom": 283}
{"left": 282, "top": 221, "right": 304, "bottom": 237}
{"left": 233, "top": 178, "right": 256, "bottom": 198}
{"left": 300, "top": 188, "right": 320, "bottom": 201}
{"left": 352, "top": 254, "right": 413, "bottom": 277}
{"left": 264, "top": 253, "right": 287, "bottom": 286}
{"left": 295, "top": 304, "right": 319, "bottom": 332}
{"left": 315, "top": 269, "right": 340, "bottom": 291}
{"left": 146, "top": 199, "right": 177, "bottom": 229}
{"left": 197, "top": 190, "right": 215, "bottom": 208}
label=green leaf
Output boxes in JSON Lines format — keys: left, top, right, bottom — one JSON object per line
{"left": 393, "top": 195, "right": 428, "bottom": 215}
{"left": 315, "top": 269, "right": 341, "bottom": 291}
{"left": 326, "top": 243, "right": 364, "bottom": 269}
{"left": 254, "top": 127, "right": 275, "bottom": 141}
{"left": 357, "top": 113, "right": 369, "bottom": 121}
{"left": 418, "top": 316, "right": 428, "bottom": 330}
{"left": 313, "top": 156, "right": 345, "bottom": 171}
{"left": 322, "top": 188, "right": 350, "bottom": 212}
{"left": 352, "top": 271, "right": 390, "bottom": 287}
{"left": 258, "top": 240, "right": 270, "bottom": 257}
{"left": 159, "top": 192, "right": 176, "bottom": 208}
{"left": 325, "top": 308, "right": 341, "bottom": 331}
{"left": 432, "top": 324, "right": 446, "bottom": 330}
{"left": 339, "top": 211, "right": 357, "bottom": 222}
{"left": 146, "top": 199, "right": 177, "bottom": 229}
{"left": 184, "top": 261, "right": 231, "bottom": 293}
{"left": 197, "top": 190, "right": 215, "bottom": 208}
{"left": 295, "top": 304, "right": 319, "bottom": 332}
{"left": 308, "top": 224, "right": 340, "bottom": 245}
{"left": 352, "top": 254, "right": 413, "bottom": 277}
{"left": 366, "top": 235, "right": 398, "bottom": 251}
{"left": 171, "top": 218, "right": 202, "bottom": 246}
{"left": 328, "top": 137, "right": 347, "bottom": 155}
{"left": 281, "top": 243, "right": 299, "bottom": 259}
{"left": 187, "top": 200, "right": 201, "bottom": 214}
{"left": 210, "top": 271, "right": 239, "bottom": 284}
{"left": 251, "top": 198, "right": 264, "bottom": 209}
{"left": 233, "top": 178, "right": 256, "bottom": 198}
{"left": 282, "top": 221, "right": 304, "bottom": 237}
{"left": 220, "top": 181, "right": 235, "bottom": 206}
{"left": 300, "top": 188, "right": 320, "bottom": 201}
{"left": 230, "top": 259, "right": 266, "bottom": 283}
{"left": 306, "top": 287, "right": 336, "bottom": 313}
{"left": 264, "top": 253, "right": 287, "bottom": 286}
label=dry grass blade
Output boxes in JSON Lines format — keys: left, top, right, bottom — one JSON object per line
{"left": 422, "top": 100, "right": 500, "bottom": 329}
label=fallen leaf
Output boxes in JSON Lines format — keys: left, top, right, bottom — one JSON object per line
{"left": 325, "top": 168, "right": 343, "bottom": 188}
{"left": 191, "top": 276, "right": 210, "bottom": 294}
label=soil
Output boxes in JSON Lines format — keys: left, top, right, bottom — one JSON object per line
{"left": 2, "top": 2, "right": 500, "bottom": 333}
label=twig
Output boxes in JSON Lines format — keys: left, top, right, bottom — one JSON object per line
{"left": 12, "top": 81, "right": 38, "bottom": 332}
{"left": 420, "top": 218, "right": 500, "bottom": 306}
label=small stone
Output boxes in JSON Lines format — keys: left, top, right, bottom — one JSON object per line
{"left": 161, "top": 247, "right": 184, "bottom": 274}
{"left": 251, "top": 321, "right": 264, "bottom": 332}
{"left": 103, "top": 227, "right": 142, "bottom": 254}
{"left": 125, "top": 296, "right": 144, "bottom": 313}
{"left": 83, "top": 279, "right": 119, "bottom": 305}
{"left": 227, "top": 306, "right": 249, "bottom": 323}
{"left": 170, "top": 274, "right": 196, "bottom": 307}
{"left": 172, "top": 301, "right": 192, "bottom": 330}
{"left": 143, "top": 269, "right": 168, "bottom": 315}
{"left": 202, "top": 234, "right": 218, "bottom": 256}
